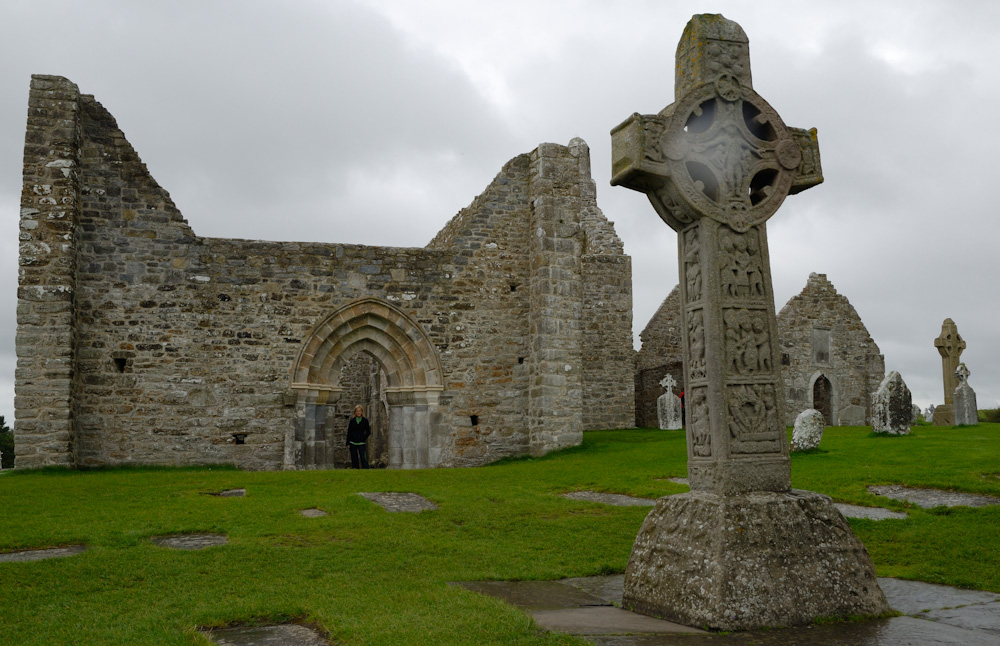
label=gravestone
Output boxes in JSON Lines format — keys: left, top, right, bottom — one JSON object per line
{"left": 656, "top": 374, "right": 683, "bottom": 430}
{"left": 610, "top": 13, "right": 888, "bottom": 630}
{"left": 925, "top": 404, "right": 935, "bottom": 424}
{"left": 933, "top": 318, "right": 965, "bottom": 425}
{"left": 911, "top": 404, "right": 922, "bottom": 423}
{"left": 872, "top": 371, "right": 912, "bottom": 435}
{"left": 953, "top": 363, "right": 978, "bottom": 426}
{"left": 791, "top": 408, "right": 825, "bottom": 451}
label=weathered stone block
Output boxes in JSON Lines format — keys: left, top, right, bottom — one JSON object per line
{"left": 791, "top": 409, "right": 824, "bottom": 451}
{"left": 623, "top": 490, "right": 890, "bottom": 631}
{"left": 872, "top": 371, "right": 912, "bottom": 435}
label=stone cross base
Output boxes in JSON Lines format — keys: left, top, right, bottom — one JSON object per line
{"left": 622, "top": 490, "right": 890, "bottom": 631}
{"left": 932, "top": 404, "right": 955, "bottom": 426}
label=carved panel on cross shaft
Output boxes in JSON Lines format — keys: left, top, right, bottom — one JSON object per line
{"left": 688, "top": 387, "right": 711, "bottom": 457}
{"left": 683, "top": 226, "right": 702, "bottom": 303}
{"left": 723, "top": 308, "right": 772, "bottom": 376}
{"left": 687, "top": 309, "right": 706, "bottom": 380}
{"left": 719, "top": 228, "right": 764, "bottom": 299}
{"left": 727, "top": 384, "right": 781, "bottom": 454}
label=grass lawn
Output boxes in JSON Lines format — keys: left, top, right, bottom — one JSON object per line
{"left": 1, "top": 424, "right": 999, "bottom": 644}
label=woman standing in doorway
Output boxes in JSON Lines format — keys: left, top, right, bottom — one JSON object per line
{"left": 346, "top": 405, "right": 371, "bottom": 469}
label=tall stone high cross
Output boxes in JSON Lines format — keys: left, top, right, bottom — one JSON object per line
{"left": 612, "top": 14, "right": 820, "bottom": 494}
{"left": 611, "top": 14, "right": 888, "bottom": 630}
{"left": 933, "top": 318, "right": 965, "bottom": 425}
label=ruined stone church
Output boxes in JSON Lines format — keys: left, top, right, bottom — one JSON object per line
{"left": 15, "top": 75, "right": 634, "bottom": 471}
{"left": 635, "top": 273, "right": 884, "bottom": 428}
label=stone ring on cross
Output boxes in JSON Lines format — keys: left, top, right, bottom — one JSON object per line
{"left": 658, "top": 74, "right": 798, "bottom": 232}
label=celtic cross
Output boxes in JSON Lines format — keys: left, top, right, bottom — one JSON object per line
{"left": 935, "top": 318, "right": 965, "bottom": 405}
{"left": 659, "top": 373, "right": 677, "bottom": 394}
{"left": 611, "top": 14, "right": 822, "bottom": 494}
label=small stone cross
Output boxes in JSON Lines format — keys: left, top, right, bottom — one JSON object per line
{"left": 611, "top": 14, "right": 822, "bottom": 495}
{"left": 955, "top": 363, "right": 970, "bottom": 385}
{"left": 659, "top": 373, "right": 677, "bottom": 394}
{"left": 935, "top": 318, "right": 965, "bottom": 405}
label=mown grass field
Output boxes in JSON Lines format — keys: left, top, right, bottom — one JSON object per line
{"left": 1, "top": 424, "right": 999, "bottom": 645}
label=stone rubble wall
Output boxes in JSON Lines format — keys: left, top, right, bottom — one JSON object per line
{"left": 636, "top": 274, "right": 883, "bottom": 429}
{"left": 15, "top": 75, "right": 634, "bottom": 470}
{"left": 776, "top": 273, "right": 885, "bottom": 427}
{"left": 15, "top": 76, "right": 84, "bottom": 469}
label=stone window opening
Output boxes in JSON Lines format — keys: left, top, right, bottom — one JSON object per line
{"left": 112, "top": 357, "right": 127, "bottom": 373}
{"left": 470, "top": 414, "right": 479, "bottom": 426}
{"left": 812, "top": 328, "right": 832, "bottom": 366}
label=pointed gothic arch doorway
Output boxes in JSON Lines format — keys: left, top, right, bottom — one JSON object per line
{"left": 285, "top": 298, "right": 444, "bottom": 470}
{"left": 812, "top": 374, "right": 833, "bottom": 426}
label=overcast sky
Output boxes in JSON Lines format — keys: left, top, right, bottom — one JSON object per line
{"left": 0, "top": 0, "right": 996, "bottom": 430}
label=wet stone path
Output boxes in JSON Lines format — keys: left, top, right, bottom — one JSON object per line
{"left": 455, "top": 574, "right": 1000, "bottom": 645}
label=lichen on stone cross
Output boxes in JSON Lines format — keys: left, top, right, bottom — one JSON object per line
{"left": 659, "top": 373, "right": 676, "bottom": 393}
{"left": 935, "top": 318, "right": 966, "bottom": 405}
{"left": 955, "top": 362, "right": 970, "bottom": 385}
{"left": 611, "top": 13, "right": 823, "bottom": 495}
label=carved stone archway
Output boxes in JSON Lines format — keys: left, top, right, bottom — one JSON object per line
{"left": 286, "top": 298, "right": 444, "bottom": 470}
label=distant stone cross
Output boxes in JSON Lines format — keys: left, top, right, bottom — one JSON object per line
{"left": 935, "top": 318, "right": 965, "bottom": 405}
{"left": 611, "top": 14, "right": 822, "bottom": 494}
{"left": 659, "top": 373, "right": 677, "bottom": 394}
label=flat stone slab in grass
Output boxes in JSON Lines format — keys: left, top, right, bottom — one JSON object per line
{"left": 562, "top": 491, "right": 655, "bottom": 507}
{"left": 300, "top": 508, "right": 328, "bottom": 517}
{"left": 203, "top": 624, "right": 328, "bottom": 645}
{"left": 834, "top": 503, "right": 908, "bottom": 520}
{"left": 0, "top": 545, "right": 87, "bottom": 563}
{"left": 357, "top": 492, "right": 437, "bottom": 512}
{"left": 211, "top": 488, "right": 246, "bottom": 497}
{"left": 868, "top": 485, "right": 1000, "bottom": 508}
{"left": 667, "top": 477, "right": 689, "bottom": 485}
{"left": 151, "top": 533, "right": 228, "bottom": 550}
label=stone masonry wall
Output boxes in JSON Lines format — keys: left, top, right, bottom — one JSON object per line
{"left": 15, "top": 76, "right": 83, "bottom": 468}
{"left": 15, "top": 75, "right": 633, "bottom": 470}
{"left": 637, "top": 274, "right": 883, "bottom": 429}
{"left": 776, "top": 273, "right": 885, "bottom": 426}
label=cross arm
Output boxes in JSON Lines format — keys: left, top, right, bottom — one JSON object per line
{"left": 788, "top": 127, "right": 824, "bottom": 195}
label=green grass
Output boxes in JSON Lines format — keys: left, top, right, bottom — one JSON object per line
{"left": 1, "top": 425, "right": 999, "bottom": 644}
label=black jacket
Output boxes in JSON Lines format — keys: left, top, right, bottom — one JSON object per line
{"left": 346, "top": 416, "right": 371, "bottom": 445}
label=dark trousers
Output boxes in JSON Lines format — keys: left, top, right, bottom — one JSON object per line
{"left": 349, "top": 443, "right": 369, "bottom": 469}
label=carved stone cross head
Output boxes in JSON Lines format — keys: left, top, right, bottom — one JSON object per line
{"left": 660, "top": 373, "right": 677, "bottom": 393}
{"left": 611, "top": 14, "right": 822, "bottom": 233}
{"left": 955, "top": 363, "right": 970, "bottom": 385}
{"left": 935, "top": 318, "right": 966, "bottom": 359}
